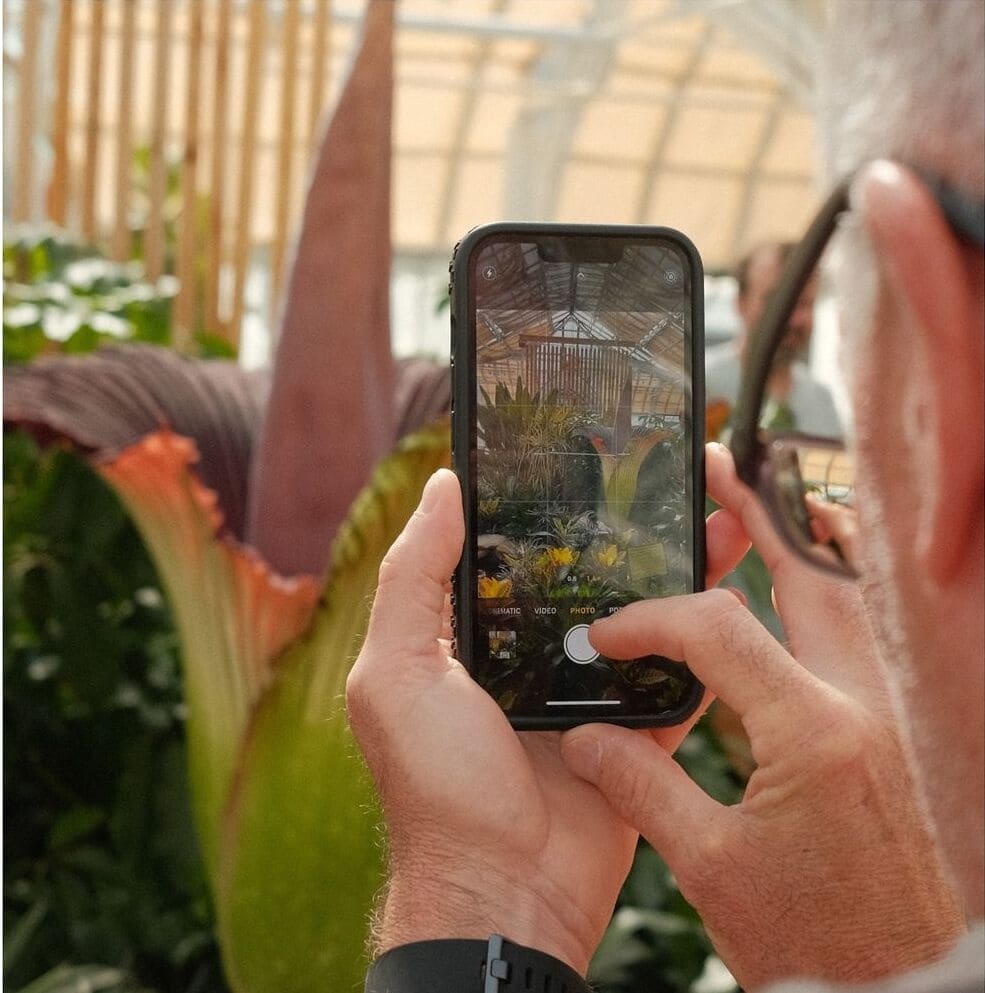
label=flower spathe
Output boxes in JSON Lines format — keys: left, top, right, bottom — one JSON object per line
{"left": 98, "top": 428, "right": 320, "bottom": 878}
{"left": 99, "top": 421, "right": 451, "bottom": 993}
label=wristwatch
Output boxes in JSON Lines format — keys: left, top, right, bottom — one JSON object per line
{"left": 364, "top": 934, "right": 592, "bottom": 993}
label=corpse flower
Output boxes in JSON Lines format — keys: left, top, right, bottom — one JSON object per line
{"left": 3, "top": 5, "right": 450, "bottom": 991}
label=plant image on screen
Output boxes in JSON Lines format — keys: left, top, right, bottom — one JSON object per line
{"left": 469, "top": 239, "right": 696, "bottom": 717}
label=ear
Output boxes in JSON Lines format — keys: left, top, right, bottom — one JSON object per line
{"left": 856, "top": 161, "right": 984, "bottom": 586}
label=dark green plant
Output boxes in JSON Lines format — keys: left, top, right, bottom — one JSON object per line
{"left": 590, "top": 716, "right": 745, "bottom": 993}
{"left": 3, "top": 431, "right": 228, "bottom": 993}
{"left": 2, "top": 224, "right": 235, "bottom": 993}
{"left": 477, "top": 378, "right": 590, "bottom": 498}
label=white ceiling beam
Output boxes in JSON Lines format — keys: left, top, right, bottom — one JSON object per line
{"left": 686, "top": 0, "right": 822, "bottom": 106}
{"left": 335, "top": 0, "right": 741, "bottom": 48}
{"left": 332, "top": 2, "right": 628, "bottom": 46}
{"left": 502, "top": 0, "right": 626, "bottom": 220}
{"left": 633, "top": 21, "right": 716, "bottom": 222}
{"left": 434, "top": 0, "right": 510, "bottom": 242}
{"left": 729, "top": 91, "right": 792, "bottom": 258}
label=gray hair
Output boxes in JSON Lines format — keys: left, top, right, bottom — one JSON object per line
{"left": 818, "top": 0, "right": 985, "bottom": 197}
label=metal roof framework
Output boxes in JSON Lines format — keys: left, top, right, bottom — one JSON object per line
{"left": 472, "top": 234, "right": 694, "bottom": 417}
{"left": 327, "top": 0, "right": 828, "bottom": 270}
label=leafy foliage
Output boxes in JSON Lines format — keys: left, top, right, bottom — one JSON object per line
{"left": 3, "top": 231, "right": 230, "bottom": 991}
{"left": 2, "top": 229, "right": 233, "bottom": 364}
{"left": 3, "top": 432, "right": 228, "bottom": 993}
{"left": 476, "top": 378, "right": 595, "bottom": 528}
{"left": 591, "top": 716, "right": 745, "bottom": 993}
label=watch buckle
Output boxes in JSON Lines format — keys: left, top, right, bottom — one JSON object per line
{"left": 484, "top": 934, "right": 511, "bottom": 992}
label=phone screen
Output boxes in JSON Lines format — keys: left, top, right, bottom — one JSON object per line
{"left": 457, "top": 229, "right": 704, "bottom": 726}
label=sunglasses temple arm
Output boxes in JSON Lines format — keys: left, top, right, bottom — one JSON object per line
{"left": 730, "top": 176, "right": 853, "bottom": 487}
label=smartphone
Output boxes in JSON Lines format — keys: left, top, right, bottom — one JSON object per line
{"left": 450, "top": 223, "right": 705, "bottom": 729}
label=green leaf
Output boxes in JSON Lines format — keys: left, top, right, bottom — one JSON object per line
{"left": 3, "top": 898, "right": 50, "bottom": 976}
{"left": 193, "top": 333, "right": 237, "bottom": 359}
{"left": 49, "top": 807, "right": 106, "bottom": 850}
{"left": 16, "top": 964, "right": 130, "bottom": 993}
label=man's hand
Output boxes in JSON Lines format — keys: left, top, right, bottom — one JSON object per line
{"left": 561, "top": 445, "right": 965, "bottom": 989}
{"left": 346, "top": 465, "right": 749, "bottom": 973}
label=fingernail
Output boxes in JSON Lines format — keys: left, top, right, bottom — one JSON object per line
{"left": 418, "top": 471, "right": 444, "bottom": 513}
{"left": 726, "top": 586, "right": 748, "bottom": 607}
{"left": 561, "top": 733, "right": 601, "bottom": 779}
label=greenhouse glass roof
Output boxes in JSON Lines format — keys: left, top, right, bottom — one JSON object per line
{"left": 329, "top": 0, "right": 829, "bottom": 270}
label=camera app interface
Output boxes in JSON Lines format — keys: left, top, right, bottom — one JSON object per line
{"left": 471, "top": 236, "right": 696, "bottom": 719}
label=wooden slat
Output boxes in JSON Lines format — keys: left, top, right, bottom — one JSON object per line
{"left": 229, "top": 0, "right": 268, "bottom": 348}
{"left": 269, "top": 0, "right": 301, "bottom": 319}
{"left": 307, "top": 0, "right": 330, "bottom": 155}
{"left": 175, "top": 0, "right": 205, "bottom": 345}
{"left": 81, "top": 0, "right": 106, "bottom": 242}
{"left": 145, "top": 0, "right": 174, "bottom": 281}
{"left": 205, "top": 0, "right": 233, "bottom": 337}
{"left": 48, "top": 0, "right": 75, "bottom": 226}
{"left": 111, "top": 0, "right": 137, "bottom": 261}
{"left": 13, "top": 0, "right": 42, "bottom": 223}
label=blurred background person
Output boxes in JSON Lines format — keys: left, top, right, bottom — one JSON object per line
{"left": 706, "top": 241, "right": 842, "bottom": 440}
{"left": 705, "top": 241, "right": 843, "bottom": 644}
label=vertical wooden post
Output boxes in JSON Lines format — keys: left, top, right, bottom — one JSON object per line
{"left": 308, "top": 0, "right": 330, "bottom": 156}
{"left": 146, "top": 0, "right": 174, "bottom": 281}
{"left": 269, "top": 0, "right": 300, "bottom": 321}
{"left": 13, "top": 0, "right": 42, "bottom": 224}
{"left": 112, "top": 0, "right": 137, "bottom": 261}
{"left": 205, "top": 0, "right": 232, "bottom": 338}
{"left": 229, "top": 0, "right": 267, "bottom": 349}
{"left": 175, "top": 0, "right": 204, "bottom": 346}
{"left": 81, "top": 0, "right": 106, "bottom": 243}
{"left": 48, "top": 0, "right": 75, "bottom": 226}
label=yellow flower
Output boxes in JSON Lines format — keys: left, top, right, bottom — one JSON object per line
{"left": 534, "top": 547, "right": 576, "bottom": 578}
{"left": 478, "top": 576, "right": 513, "bottom": 598}
{"left": 595, "top": 543, "right": 624, "bottom": 569}
{"left": 478, "top": 497, "right": 501, "bottom": 517}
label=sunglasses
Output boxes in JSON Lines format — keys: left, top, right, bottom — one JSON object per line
{"left": 729, "top": 168, "right": 985, "bottom": 578}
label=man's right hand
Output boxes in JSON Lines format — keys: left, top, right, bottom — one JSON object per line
{"left": 561, "top": 445, "right": 966, "bottom": 989}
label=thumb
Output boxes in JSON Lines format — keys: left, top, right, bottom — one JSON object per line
{"left": 363, "top": 468, "right": 464, "bottom": 659}
{"left": 561, "top": 724, "right": 723, "bottom": 871}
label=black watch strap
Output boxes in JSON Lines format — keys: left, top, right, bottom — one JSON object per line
{"left": 364, "top": 934, "right": 592, "bottom": 993}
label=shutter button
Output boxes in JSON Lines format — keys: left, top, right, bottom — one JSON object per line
{"left": 563, "top": 624, "right": 599, "bottom": 665}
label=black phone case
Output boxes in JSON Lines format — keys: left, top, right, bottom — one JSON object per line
{"left": 450, "top": 222, "right": 706, "bottom": 730}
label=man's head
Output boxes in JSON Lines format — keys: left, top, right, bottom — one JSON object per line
{"left": 819, "top": 0, "right": 984, "bottom": 917}
{"left": 735, "top": 242, "right": 815, "bottom": 365}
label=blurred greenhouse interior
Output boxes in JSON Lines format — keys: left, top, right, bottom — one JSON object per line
{"left": 3, "top": 0, "right": 838, "bottom": 377}
{"left": 3, "top": 2, "right": 846, "bottom": 993}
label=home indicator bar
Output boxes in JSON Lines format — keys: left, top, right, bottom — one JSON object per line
{"left": 546, "top": 700, "right": 622, "bottom": 706}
